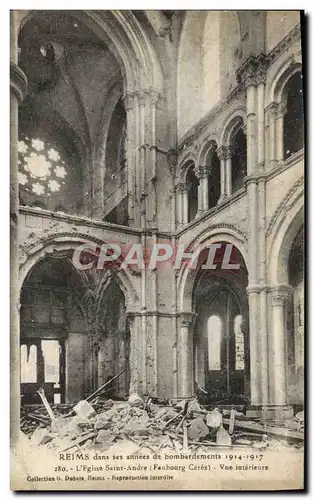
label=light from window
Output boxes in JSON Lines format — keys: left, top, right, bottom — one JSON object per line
{"left": 207, "top": 315, "right": 222, "bottom": 370}
{"left": 21, "top": 344, "right": 37, "bottom": 383}
{"left": 234, "top": 314, "right": 244, "bottom": 370}
{"left": 41, "top": 340, "right": 60, "bottom": 384}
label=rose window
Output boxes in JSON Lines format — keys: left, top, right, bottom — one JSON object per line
{"left": 18, "top": 135, "right": 67, "bottom": 199}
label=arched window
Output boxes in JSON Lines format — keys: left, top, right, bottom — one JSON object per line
{"left": 186, "top": 165, "right": 199, "bottom": 222}
{"left": 104, "top": 99, "right": 128, "bottom": 225}
{"left": 207, "top": 149, "right": 220, "bottom": 209}
{"left": 18, "top": 135, "right": 69, "bottom": 210}
{"left": 284, "top": 72, "right": 304, "bottom": 159}
{"left": 207, "top": 315, "right": 222, "bottom": 370}
{"left": 234, "top": 315, "right": 244, "bottom": 370}
{"left": 231, "top": 126, "right": 247, "bottom": 193}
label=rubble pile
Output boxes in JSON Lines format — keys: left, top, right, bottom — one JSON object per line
{"left": 20, "top": 391, "right": 304, "bottom": 454}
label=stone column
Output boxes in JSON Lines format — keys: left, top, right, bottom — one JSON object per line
{"left": 225, "top": 146, "right": 232, "bottom": 196}
{"left": 179, "top": 312, "right": 195, "bottom": 398}
{"left": 123, "top": 92, "right": 136, "bottom": 226}
{"left": 10, "top": 12, "right": 28, "bottom": 448}
{"left": 275, "top": 103, "right": 287, "bottom": 162}
{"left": 257, "top": 81, "right": 265, "bottom": 170}
{"left": 270, "top": 289, "right": 290, "bottom": 407}
{"left": 246, "top": 289, "right": 260, "bottom": 407}
{"left": 217, "top": 146, "right": 227, "bottom": 203}
{"left": 177, "top": 182, "right": 191, "bottom": 226}
{"left": 138, "top": 91, "right": 146, "bottom": 230}
{"left": 126, "top": 312, "right": 141, "bottom": 394}
{"left": 237, "top": 55, "right": 267, "bottom": 414}
{"left": 117, "top": 330, "right": 130, "bottom": 398}
{"left": 266, "top": 103, "right": 278, "bottom": 166}
{"left": 194, "top": 165, "right": 209, "bottom": 216}
{"left": 176, "top": 182, "right": 184, "bottom": 228}
{"left": 146, "top": 89, "right": 159, "bottom": 226}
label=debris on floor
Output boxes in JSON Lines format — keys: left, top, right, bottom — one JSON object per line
{"left": 20, "top": 389, "right": 304, "bottom": 455}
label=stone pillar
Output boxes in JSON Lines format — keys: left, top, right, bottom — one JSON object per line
{"left": 266, "top": 103, "right": 278, "bottom": 166}
{"left": 176, "top": 182, "right": 184, "bottom": 228}
{"left": 10, "top": 12, "right": 28, "bottom": 448}
{"left": 123, "top": 92, "right": 136, "bottom": 226}
{"left": 225, "top": 146, "right": 232, "bottom": 196}
{"left": 177, "top": 182, "right": 191, "bottom": 226}
{"left": 270, "top": 289, "right": 289, "bottom": 406}
{"left": 217, "top": 146, "right": 227, "bottom": 203}
{"left": 126, "top": 312, "right": 141, "bottom": 394}
{"left": 138, "top": 91, "right": 146, "bottom": 230}
{"left": 247, "top": 289, "right": 260, "bottom": 407}
{"left": 146, "top": 89, "right": 159, "bottom": 227}
{"left": 275, "top": 103, "right": 287, "bottom": 162}
{"left": 178, "top": 313, "right": 195, "bottom": 398}
{"left": 237, "top": 55, "right": 267, "bottom": 415}
{"left": 194, "top": 165, "right": 209, "bottom": 216}
{"left": 257, "top": 82, "right": 265, "bottom": 170}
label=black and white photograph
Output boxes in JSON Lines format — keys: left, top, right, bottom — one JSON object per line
{"left": 9, "top": 9, "right": 304, "bottom": 490}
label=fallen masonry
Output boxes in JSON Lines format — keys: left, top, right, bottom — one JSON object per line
{"left": 20, "top": 389, "right": 304, "bottom": 455}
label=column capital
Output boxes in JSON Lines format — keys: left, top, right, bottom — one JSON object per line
{"left": 126, "top": 311, "right": 136, "bottom": 328}
{"left": 176, "top": 181, "right": 191, "bottom": 194}
{"left": 270, "top": 286, "right": 293, "bottom": 307}
{"left": 123, "top": 91, "right": 135, "bottom": 111}
{"left": 194, "top": 165, "right": 210, "bottom": 179}
{"left": 277, "top": 102, "right": 288, "bottom": 118}
{"left": 236, "top": 54, "right": 268, "bottom": 88}
{"left": 225, "top": 145, "right": 233, "bottom": 160}
{"left": 10, "top": 62, "right": 27, "bottom": 102}
{"left": 217, "top": 145, "right": 227, "bottom": 160}
{"left": 145, "top": 88, "right": 160, "bottom": 107}
{"left": 137, "top": 91, "right": 146, "bottom": 107}
{"left": 179, "top": 312, "right": 195, "bottom": 327}
{"left": 266, "top": 101, "right": 278, "bottom": 117}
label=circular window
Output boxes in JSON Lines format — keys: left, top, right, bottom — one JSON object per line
{"left": 18, "top": 134, "right": 68, "bottom": 198}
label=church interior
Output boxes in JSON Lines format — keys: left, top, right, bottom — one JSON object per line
{"left": 10, "top": 11, "right": 304, "bottom": 437}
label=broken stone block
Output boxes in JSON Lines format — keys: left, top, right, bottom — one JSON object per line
{"left": 188, "top": 399, "right": 202, "bottom": 413}
{"left": 125, "top": 419, "right": 149, "bottom": 436}
{"left": 31, "top": 427, "right": 53, "bottom": 446}
{"left": 216, "top": 425, "right": 232, "bottom": 446}
{"left": 187, "top": 417, "right": 209, "bottom": 441}
{"left": 114, "top": 402, "right": 131, "bottom": 411}
{"left": 106, "top": 439, "right": 141, "bottom": 456}
{"left": 51, "top": 416, "right": 70, "bottom": 434}
{"left": 295, "top": 411, "right": 304, "bottom": 422}
{"left": 157, "top": 408, "right": 177, "bottom": 421}
{"left": 128, "top": 393, "right": 144, "bottom": 407}
{"left": 252, "top": 440, "right": 268, "bottom": 449}
{"left": 95, "top": 419, "right": 111, "bottom": 431}
{"left": 234, "top": 438, "right": 252, "bottom": 446}
{"left": 206, "top": 409, "right": 222, "bottom": 428}
{"left": 173, "top": 400, "right": 186, "bottom": 410}
{"left": 73, "top": 400, "right": 95, "bottom": 419}
{"left": 95, "top": 429, "right": 112, "bottom": 443}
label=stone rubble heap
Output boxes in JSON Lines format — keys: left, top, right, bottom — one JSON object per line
{"left": 20, "top": 392, "right": 304, "bottom": 454}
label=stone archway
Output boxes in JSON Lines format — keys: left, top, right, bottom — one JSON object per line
{"left": 266, "top": 191, "right": 304, "bottom": 414}
{"left": 192, "top": 246, "right": 249, "bottom": 403}
{"left": 177, "top": 231, "right": 249, "bottom": 400}
{"left": 19, "top": 254, "right": 88, "bottom": 404}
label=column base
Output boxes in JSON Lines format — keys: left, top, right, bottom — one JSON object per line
{"left": 218, "top": 194, "right": 227, "bottom": 205}
{"left": 246, "top": 405, "right": 294, "bottom": 421}
{"left": 196, "top": 210, "right": 205, "bottom": 219}
{"left": 175, "top": 395, "right": 194, "bottom": 402}
{"left": 246, "top": 405, "right": 262, "bottom": 419}
{"left": 261, "top": 405, "right": 294, "bottom": 421}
